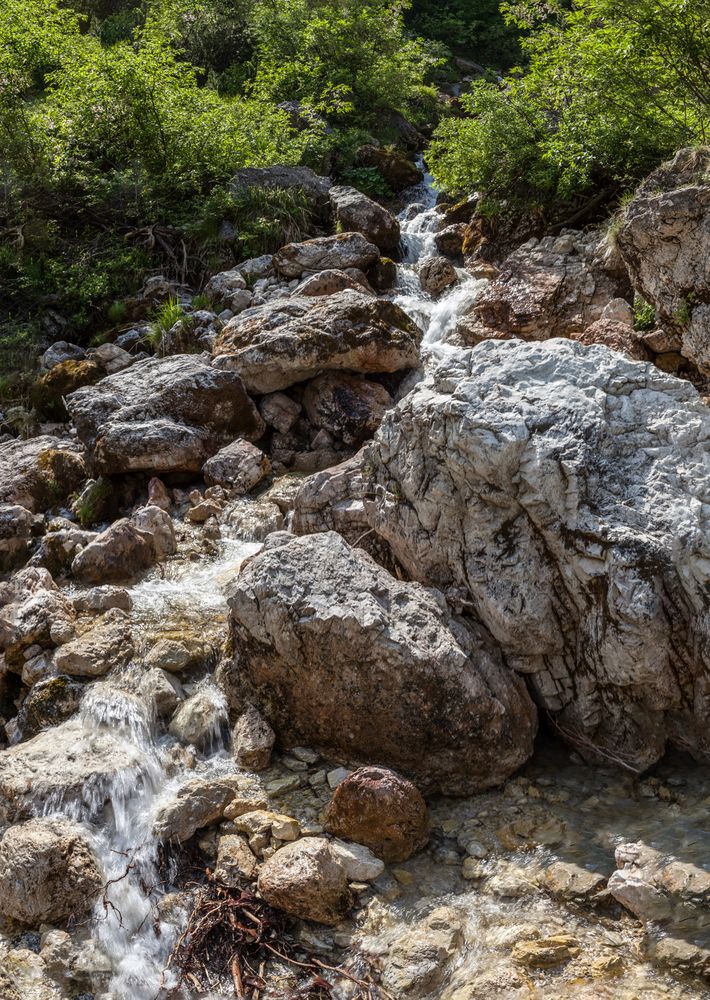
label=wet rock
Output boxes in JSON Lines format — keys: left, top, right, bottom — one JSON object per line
{"left": 72, "top": 586, "right": 131, "bottom": 613}
{"left": 458, "top": 232, "right": 630, "bottom": 345}
{"left": 40, "top": 341, "right": 85, "bottom": 370}
{"left": 153, "top": 773, "right": 262, "bottom": 843}
{"left": 0, "top": 504, "right": 34, "bottom": 572}
{"left": 617, "top": 148, "right": 710, "bottom": 371}
{"left": 66, "top": 354, "right": 263, "bottom": 475}
{"left": 435, "top": 224, "right": 467, "bottom": 258}
{"left": 0, "top": 718, "right": 144, "bottom": 823}
{"left": 295, "top": 269, "right": 371, "bottom": 298}
{"left": 329, "top": 187, "right": 400, "bottom": 254}
{"left": 0, "top": 568, "right": 75, "bottom": 668}
{"left": 0, "top": 948, "right": 65, "bottom": 1000}
{"left": 355, "top": 145, "right": 423, "bottom": 191}
{"left": 572, "top": 318, "right": 649, "bottom": 361}
{"left": 259, "top": 393, "right": 301, "bottom": 434}
{"left": 168, "top": 685, "right": 226, "bottom": 748}
{"left": 231, "top": 810, "right": 300, "bottom": 852}
{"left": 257, "top": 837, "right": 352, "bottom": 925}
{"left": 543, "top": 861, "right": 606, "bottom": 902}
{"left": 364, "top": 338, "right": 710, "bottom": 770}
{"left": 329, "top": 840, "right": 384, "bottom": 881}
{"left": 381, "top": 907, "right": 463, "bottom": 998}
{"left": 72, "top": 505, "right": 176, "bottom": 584}
{"left": 324, "top": 766, "right": 427, "bottom": 863}
{"left": 367, "top": 256, "right": 397, "bottom": 292}
{"left": 418, "top": 256, "right": 457, "bottom": 297}
{"left": 214, "top": 834, "right": 257, "bottom": 885}
{"left": 203, "top": 439, "right": 272, "bottom": 494}
{"left": 30, "top": 525, "right": 98, "bottom": 578}
{"left": 0, "top": 818, "right": 102, "bottom": 925}
{"left": 145, "top": 635, "right": 213, "bottom": 674}
{"left": 139, "top": 667, "right": 184, "bottom": 718}
{"left": 16, "top": 675, "right": 84, "bottom": 738}
{"left": 274, "top": 233, "right": 379, "bottom": 280}
{"left": 0, "top": 436, "right": 86, "bottom": 513}
{"left": 213, "top": 290, "right": 421, "bottom": 394}
{"left": 232, "top": 703, "right": 276, "bottom": 771}
{"left": 303, "top": 373, "right": 392, "bottom": 447}
{"left": 512, "top": 935, "right": 580, "bottom": 968}
{"left": 226, "top": 532, "right": 536, "bottom": 795}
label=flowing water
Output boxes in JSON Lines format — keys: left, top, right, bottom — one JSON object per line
{"left": 18, "top": 166, "right": 710, "bottom": 1000}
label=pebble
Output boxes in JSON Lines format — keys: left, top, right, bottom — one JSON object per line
{"left": 281, "top": 756, "right": 309, "bottom": 772}
{"left": 309, "top": 770, "right": 327, "bottom": 787}
{"left": 291, "top": 746, "right": 320, "bottom": 764}
{"left": 266, "top": 775, "right": 302, "bottom": 796}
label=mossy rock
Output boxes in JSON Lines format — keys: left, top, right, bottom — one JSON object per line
{"left": 367, "top": 256, "right": 397, "bottom": 292}
{"left": 30, "top": 359, "right": 103, "bottom": 420}
{"left": 72, "top": 476, "right": 114, "bottom": 527}
{"left": 17, "top": 675, "right": 83, "bottom": 739}
{"left": 34, "top": 448, "right": 87, "bottom": 510}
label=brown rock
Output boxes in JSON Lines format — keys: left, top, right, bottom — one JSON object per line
{"left": 512, "top": 935, "right": 580, "bottom": 968}
{"left": 435, "top": 224, "right": 467, "bottom": 258}
{"left": 257, "top": 837, "right": 353, "bottom": 925}
{"left": 418, "top": 256, "right": 458, "bottom": 298}
{"left": 295, "top": 269, "right": 373, "bottom": 298}
{"left": 572, "top": 319, "right": 649, "bottom": 361}
{"left": 324, "top": 766, "right": 428, "bottom": 863}
{"left": 233, "top": 703, "right": 276, "bottom": 771}
{"left": 303, "top": 373, "right": 392, "bottom": 446}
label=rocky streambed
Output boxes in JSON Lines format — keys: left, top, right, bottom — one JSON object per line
{"left": 2, "top": 151, "right": 710, "bottom": 999}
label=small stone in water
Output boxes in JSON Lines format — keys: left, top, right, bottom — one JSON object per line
{"left": 392, "top": 867, "right": 416, "bottom": 887}
{"left": 309, "top": 770, "right": 327, "bottom": 787}
{"left": 462, "top": 858, "right": 484, "bottom": 881}
{"left": 464, "top": 840, "right": 489, "bottom": 859}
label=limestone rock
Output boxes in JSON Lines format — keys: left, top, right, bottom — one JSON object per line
{"left": 543, "top": 861, "right": 606, "bottom": 902}
{"left": 232, "top": 703, "right": 276, "bottom": 771}
{"left": 303, "top": 373, "right": 392, "bottom": 447}
{"left": 168, "top": 685, "right": 226, "bottom": 748}
{"left": 259, "top": 393, "right": 301, "bottom": 434}
{"left": 16, "top": 675, "right": 84, "bottom": 739}
{"left": 292, "top": 453, "right": 372, "bottom": 547}
{"left": 257, "top": 837, "right": 352, "bottom": 925}
{"left": 512, "top": 935, "right": 580, "bottom": 968}
{"left": 0, "top": 818, "right": 102, "bottom": 925}
{"left": 571, "top": 318, "right": 649, "bottom": 361}
{"left": 419, "top": 256, "right": 457, "bottom": 298}
{"left": 329, "top": 186, "right": 400, "bottom": 254}
{"left": 153, "top": 773, "right": 262, "bottom": 843}
{"left": 355, "top": 145, "right": 423, "bottom": 191}
{"left": 29, "top": 525, "right": 98, "bottom": 578}
{"left": 72, "top": 585, "right": 132, "bottom": 613}
{"left": 203, "top": 440, "right": 272, "bottom": 494}
{"left": 144, "top": 635, "right": 213, "bottom": 673}
{"left": 382, "top": 907, "right": 463, "bottom": 998}
{"left": 0, "top": 504, "right": 34, "bottom": 572}
{"left": 329, "top": 840, "right": 385, "bottom": 881}
{"left": 0, "top": 436, "right": 86, "bottom": 513}
{"left": 72, "top": 505, "right": 176, "bottom": 584}
{"left": 31, "top": 359, "right": 103, "bottom": 420}
{"left": 225, "top": 532, "right": 536, "bottom": 795}
{"left": 0, "top": 567, "right": 75, "bottom": 668}
{"left": 204, "top": 268, "right": 254, "bottom": 312}
{"left": 324, "top": 766, "right": 427, "bottom": 863}
{"left": 53, "top": 607, "right": 133, "bottom": 677}
{"left": 274, "top": 233, "right": 380, "bottom": 279}
{"left": 364, "top": 338, "right": 710, "bottom": 770}
{"left": 66, "top": 354, "right": 263, "bottom": 475}
{"left": 295, "top": 269, "right": 372, "bottom": 298}
{"left": 213, "top": 290, "right": 421, "bottom": 394}
{"left": 214, "top": 834, "right": 257, "bottom": 885}
{"left": 139, "top": 667, "right": 184, "bottom": 718}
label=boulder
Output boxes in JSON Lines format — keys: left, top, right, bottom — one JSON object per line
{"left": 0, "top": 719, "right": 144, "bottom": 823}
{"left": 15, "top": 675, "right": 84, "bottom": 739}
{"left": 232, "top": 703, "right": 276, "bottom": 771}
{"left": 168, "top": 685, "right": 226, "bottom": 748}
{"left": 418, "top": 257, "right": 458, "bottom": 297}
{"left": 0, "top": 568, "right": 75, "bottom": 668}
{"left": 53, "top": 608, "right": 133, "bottom": 678}
{"left": 257, "top": 837, "right": 352, "bottom": 925}
{"left": 71, "top": 505, "right": 176, "bottom": 583}
{"left": 617, "top": 148, "right": 710, "bottom": 372}
{"left": 138, "top": 667, "right": 184, "bottom": 718}
{"left": 159, "top": 310, "right": 222, "bottom": 356}
{"left": 0, "top": 436, "right": 86, "bottom": 513}
{"left": 324, "top": 766, "right": 428, "bottom": 862}
{"left": 144, "top": 634, "right": 213, "bottom": 673}
{"left": 203, "top": 440, "right": 272, "bottom": 494}
{"left": 329, "top": 186, "right": 401, "bottom": 254}
{"left": 65, "top": 354, "right": 263, "bottom": 475}
{"left": 259, "top": 392, "right": 301, "bottom": 434}
{"left": 303, "top": 373, "right": 392, "bottom": 447}
{"left": 0, "top": 503, "right": 34, "bottom": 572}
{"left": 435, "top": 224, "right": 467, "bottom": 258}
{"left": 364, "top": 338, "right": 710, "bottom": 770}
{"left": 153, "top": 773, "right": 263, "bottom": 843}
{"left": 30, "top": 359, "right": 103, "bottom": 420}
{"left": 40, "top": 341, "right": 85, "bottom": 370}
{"left": 225, "top": 532, "right": 537, "bottom": 794}
{"left": 204, "top": 268, "right": 253, "bottom": 312}
{"left": 295, "top": 269, "right": 372, "bottom": 298}
{"left": 213, "top": 290, "right": 421, "bottom": 395}
{"left": 273, "top": 233, "right": 379, "bottom": 280}
{"left": 29, "top": 525, "right": 97, "bottom": 578}
{"left": 571, "top": 318, "right": 649, "bottom": 361}
{"left": 0, "top": 818, "right": 102, "bottom": 925}
{"left": 231, "top": 166, "right": 332, "bottom": 216}
{"left": 457, "top": 232, "right": 631, "bottom": 345}
{"left": 72, "top": 586, "right": 132, "bottom": 613}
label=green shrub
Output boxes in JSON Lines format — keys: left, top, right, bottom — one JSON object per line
{"left": 147, "top": 295, "right": 184, "bottom": 352}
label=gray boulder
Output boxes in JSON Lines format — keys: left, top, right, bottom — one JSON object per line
{"left": 231, "top": 166, "right": 332, "bottom": 215}
{"left": 329, "top": 186, "right": 400, "bottom": 253}
{"left": 0, "top": 436, "right": 86, "bottom": 513}
{"left": 273, "top": 233, "right": 379, "bottom": 279}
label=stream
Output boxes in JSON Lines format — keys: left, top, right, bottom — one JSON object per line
{"left": 29, "top": 167, "right": 710, "bottom": 1000}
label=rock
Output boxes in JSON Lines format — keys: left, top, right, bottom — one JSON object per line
{"left": 329, "top": 840, "right": 385, "bottom": 881}
{"left": 65, "top": 354, "right": 263, "bottom": 475}
{"left": 72, "top": 586, "right": 132, "bottom": 613}
{"left": 29, "top": 525, "right": 97, "bottom": 578}
{"left": 213, "top": 290, "right": 421, "bottom": 394}
{"left": 203, "top": 440, "right": 272, "bottom": 494}
{"left": 259, "top": 392, "right": 301, "bottom": 434}
{"left": 458, "top": 232, "right": 631, "bottom": 345}
{"left": 148, "top": 477, "right": 172, "bottom": 511}
{"left": 31, "top": 360, "right": 103, "bottom": 420}
{"left": 0, "top": 949, "right": 64, "bottom": 1000}
{"left": 543, "top": 861, "right": 606, "bottom": 902}
{"left": 231, "top": 166, "right": 332, "bottom": 216}
{"left": 418, "top": 256, "right": 458, "bottom": 297}
{"left": 144, "top": 635, "right": 212, "bottom": 673}
{"left": 204, "top": 268, "right": 253, "bottom": 311}
{"left": 303, "top": 373, "right": 392, "bottom": 447}
{"left": 0, "top": 818, "right": 102, "bottom": 925}
{"left": 367, "top": 256, "right": 398, "bottom": 292}
{"left": 232, "top": 704, "right": 276, "bottom": 771}
{"left": 571, "top": 318, "right": 649, "bottom": 361}
{"left": 435, "top": 224, "right": 467, "bottom": 258}
{"left": 231, "top": 810, "right": 300, "bottom": 849}
{"left": 87, "top": 341, "right": 134, "bottom": 374}
{"left": 512, "top": 935, "right": 580, "bottom": 968}
{"left": 72, "top": 505, "right": 176, "bottom": 583}
{"left": 139, "top": 667, "right": 184, "bottom": 718}
{"left": 53, "top": 608, "right": 133, "bottom": 677}
{"left": 168, "top": 685, "right": 226, "bottom": 748}
{"left": 160, "top": 310, "right": 222, "bottom": 356}
{"left": 292, "top": 453, "right": 373, "bottom": 548}
{"left": 225, "top": 533, "right": 536, "bottom": 795}
{"left": 0, "top": 436, "right": 86, "bottom": 513}
{"left": 0, "top": 504, "right": 35, "bottom": 571}
{"left": 273, "top": 233, "right": 380, "bottom": 280}
{"left": 257, "top": 837, "right": 352, "bottom": 925}
{"left": 40, "top": 341, "right": 85, "bottom": 370}
{"left": 153, "top": 773, "right": 262, "bottom": 842}
{"left": 15, "top": 675, "right": 83, "bottom": 738}
{"left": 0, "top": 718, "right": 144, "bottom": 823}
{"left": 617, "top": 148, "right": 710, "bottom": 371}
{"left": 0, "top": 568, "right": 75, "bottom": 669}
{"left": 214, "top": 834, "right": 257, "bottom": 885}
{"left": 295, "top": 269, "right": 372, "bottom": 298}
{"left": 324, "top": 766, "right": 427, "bottom": 863}
{"left": 355, "top": 145, "right": 423, "bottom": 191}
{"left": 381, "top": 907, "right": 463, "bottom": 998}
{"left": 364, "top": 338, "right": 710, "bottom": 770}
{"left": 329, "top": 187, "right": 400, "bottom": 254}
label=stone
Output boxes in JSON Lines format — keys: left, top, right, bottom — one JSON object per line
{"left": 53, "top": 608, "right": 133, "bottom": 677}
{"left": 153, "top": 773, "right": 262, "bottom": 842}
{"left": 65, "top": 354, "right": 263, "bottom": 475}
{"left": 40, "top": 341, "right": 85, "bottom": 370}
{"left": 203, "top": 439, "right": 272, "bottom": 494}
{"left": 204, "top": 268, "right": 254, "bottom": 312}
{"left": 303, "top": 373, "right": 392, "bottom": 447}
{"left": 295, "top": 269, "right": 372, "bottom": 298}
{"left": 0, "top": 818, "right": 102, "bottom": 925}
{"left": 225, "top": 532, "right": 536, "bottom": 795}
{"left": 0, "top": 568, "right": 75, "bottom": 669}
{"left": 543, "top": 861, "right": 606, "bottom": 901}
{"left": 29, "top": 525, "right": 98, "bottom": 578}
{"left": 168, "top": 685, "right": 226, "bottom": 748}
{"left": 418, "top": 256, "right": 458, "bottom": 297}
{"left": 329, "top": 186, "right": 400, "bottom": 253}
{"left": 512, "top": 935, "right": 580, "bottom": 968}
{"left": 31, "top": 359, "right": 103, "bottom": 420}
{"left": 231, "top": 166, "right": 332, "bottom": 215}
{"left": 231, "top": 810, "right": 300, "bottom": 846}
{"left": 291, "top": 452, "right": 379, "bottom": 552}
{"left": 213, "top": 290, "right": 421, "bottom": 394}
{"left": 257, "top": 837, "right": 352, "bottom": 925}
{"left": 145, "top": 635, "right": 212, "bottom": 673}
{"left": 363, "top": 338, "right": 710, "bottom": 770}
{"left": 0, "top": 504, "right": 34, "bottom": 571}
{"left": 148, "top": 477, "right": 172, "bottom": 511}
{"left": 160, "top": 311, "right": 222, "bottom": 356}
{"left": 72, "top": 505, "right": 176, "bottom": 584}
{"left": 329, "top": 840, "right": 385, "bottom": 881}
{"left": 273, "top": 233, "right": 380, "bottom": 279}
{"left": 139, "top": 668, "right": 184, "bottom": 718}
{"left": 617, "top": 148, "right": 710, "bottom": 371}
{"left": 571, "top": 318, "right": 649, "bottom": 361}
{"left": 214, "top": 834, "right": 257, "bottom": 885}
{"left": 435, "top": 224, "right": 467, "bottom": 258}
{"left": 324, "top": 766, "right": 428, "bottom": 863}
{"left": 259, "top": 393, "right": 301, "bottom": 434}
{"left": 356, "top": 144, "right": 423, "bottom": 191}
{"left": 15, "top": 675, "right": 83, "bottom": 739}
{"left": 381, "top": 907, "right": 463, "bottom": 998}
{"left": 0, "top": 436, "right": 86, "bottom": 513}
{"left": 87, "top": 341, "right": 134, "bottom": 374}
{"left": 232, "top": 703, "right": 276, "bottom": 771}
